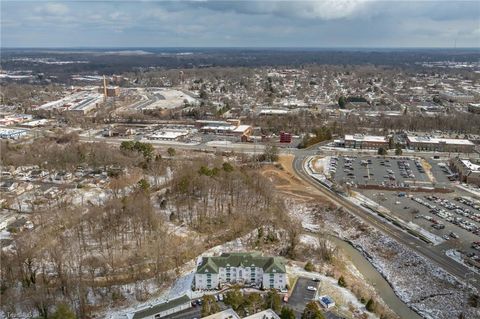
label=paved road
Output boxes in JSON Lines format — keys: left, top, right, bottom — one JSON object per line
{"left": 292, "top": 154, "right": 480, "bottom": 289}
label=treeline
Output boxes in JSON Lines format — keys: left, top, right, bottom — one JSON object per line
{"left": 378, "top": 112, "right": 480, "bottom": 135}
{"left": 1, "top": 137, "right": 144, "bottom": 171}
{"left": 246, "top": 112, "right": 333, "bottom": 136}
{"left": 298, "top": 126, "right": 333, "bottom": 149}
{"left": 4, "top": 49, "right": 480, "bottom": 78}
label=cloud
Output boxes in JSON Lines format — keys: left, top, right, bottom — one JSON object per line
{"left": 184, "top": 0, "right": 372, "bottom": 20}
{"left": 1, "top": 0, "right": 479, "bottom": 47}
{"left": 35, "top": 2, "right": 69, "bottom": 16}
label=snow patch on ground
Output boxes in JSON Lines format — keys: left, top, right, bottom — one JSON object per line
{"left": 446, "top": 249, "right": 480, "bottom": 275}
{"left": 322, "top": 210, "right": 478, "bottom": 319}
{"left": 288, "top": 265, "right": 378, "bottom": 319}
{"left": 299, "top": 234, "right": 320, "bottom": 248}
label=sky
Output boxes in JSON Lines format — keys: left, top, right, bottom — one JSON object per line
{"left": 1, "top": 0, "right": 479, "bottom": 48}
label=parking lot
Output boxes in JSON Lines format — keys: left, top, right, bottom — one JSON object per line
{"left": 288, "top": 277, "right": 318, "bottom": 316}
{"left": 288, "top": 277, "right": 342, "bottom": 319}
{"left": 361, "top": 188, "right": 480, "bottom": 267}
{"left": 426, "top": 158, "right": 456, "bottom": 184}
{"left": 331, "top": 156, "right": 432, "bottom": 187}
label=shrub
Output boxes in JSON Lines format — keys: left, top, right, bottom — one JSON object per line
{"left": 366, "top": 298, "right": 375, "bottom": 312}
{"left": 338, "top": 275, "right": 347, "bottom": 287}
{"left": 304, "top": 261, "right": 315, "bottom": 272}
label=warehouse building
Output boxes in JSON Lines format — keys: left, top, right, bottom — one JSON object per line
{"left": 196, "top": 120, "right": 252, "bottom": 137}
{"left": 195, "top": 252, "right": 287, "bottom": 290}
{"left": 406, "top": 135, "right": 475, "bottom": 153}
{"left": 344, "top": 134, "right": 389, "bottom": 150}
{"left": 440, "top": 91, "right": 476, "bottom": 103}
{"left": 450, "top": 158, "right": 480, "bottom": 186}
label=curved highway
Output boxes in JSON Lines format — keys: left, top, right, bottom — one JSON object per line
{"left": 292, "top": 153, "right": 480, "bottom": 289}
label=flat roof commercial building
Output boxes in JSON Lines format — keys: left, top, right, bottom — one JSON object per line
{"left": 344, "top": 134, "right": 389, "bottom": 150}
{"left": 197, "top": 120, "right": 253, "bottom": 137}
{"left": 450, "top": 158, "right": 480, "bottom": 186}
{"left": 440, "top": 91, "right": 476, "bottom": 103}
{"left": 258, "top": 109, "right": 289, "bottom": 116}
{"left": 406, "top": 135, "right": 475, "bottom": 153}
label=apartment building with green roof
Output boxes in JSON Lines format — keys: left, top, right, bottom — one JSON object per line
{"left": 194, "top": 252, "right": 287, "bottom": 290}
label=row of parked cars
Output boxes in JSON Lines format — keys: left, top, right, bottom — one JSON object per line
{"left": 412, "top": 196, "right": 480, "bottom": 236}
{"left": 472, "top": 241, "right": 480, "bottom": 251}
{"left": 397, "top": 160, "right": 416, "bottom": 179}
{"left": 413, "top": 159, "right": 425, "bottom": 174}
{"left": 425, "top": 195, "right": 480, "bottom": 226}
{"left": 455, "top": 197, "right": 480, "bottom": 211}
{"left": 328, "top": 156, "right": 339, "bottom": 176}
{"left": 191, "top": 294, "right": 225, "bottom": 307}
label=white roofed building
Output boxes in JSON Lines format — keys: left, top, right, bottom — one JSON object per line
{"left": 344, "top": 134, "right": 389, "bottom": 150}
{"left": 406, "top": 135, "right": 475, "bottom": 153}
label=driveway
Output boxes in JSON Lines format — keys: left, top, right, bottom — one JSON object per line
{"left": 287, "top": 277, "right": 319, "bottom": 317}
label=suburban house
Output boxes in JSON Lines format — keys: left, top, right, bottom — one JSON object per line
{"left": 195, "top": 252, "right": 287, "bottom": 290}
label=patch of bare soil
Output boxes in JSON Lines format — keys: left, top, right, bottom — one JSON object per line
{"left": 260, "top": 155, "right": 330, "bottom": 203}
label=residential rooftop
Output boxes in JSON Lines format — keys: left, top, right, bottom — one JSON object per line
{"left": 196, "top": 252, "right": 286, "bottom": 274}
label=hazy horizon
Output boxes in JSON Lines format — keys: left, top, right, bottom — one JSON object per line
{"left": 2, "top": 0, "right": 479, "bottom": 48}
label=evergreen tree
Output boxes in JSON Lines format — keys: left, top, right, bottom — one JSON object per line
{"left": 304, "top": 261, "right": 315, "bottom": 272}
{"left": 338, "top": 96, "right": 346, "bottom": 109}
{"left": 302, "top": 301, "right": 325, "bottom": 319}
{"left": 338, "top": 275, "right": 347, "bottom": 287}
{"left": 224, "top": 288, "right": 244, "bottom": 311}
{"left": 366, "top": 298, "right": 375, "bottom": 312}
{"left": 280, "top": 307, "right": 296, "bottom": 319}
{"left": 50, "top": 303, "right": 76, "bottom": 319}
{"left": 201, "top": 295, "right": 220, "bottom": 316}
{"left": 264, "top": 290, "right": 282, "bottom": 313}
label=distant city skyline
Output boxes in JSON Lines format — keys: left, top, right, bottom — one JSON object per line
{"left": 2, "top": 0, "right": 479, "bottom": 48}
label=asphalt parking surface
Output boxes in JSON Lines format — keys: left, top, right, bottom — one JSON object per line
{"left": 361, "top": 189, "right": 480, "bottom": 258}
{"left": 426, "top": 159, "right": 454, "bottom": 184}
{"left": 288, "top": 277, "right": 318, "bottom": 317}
{"left": 333, "top": 156, "right": 430, "bottom": 187}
